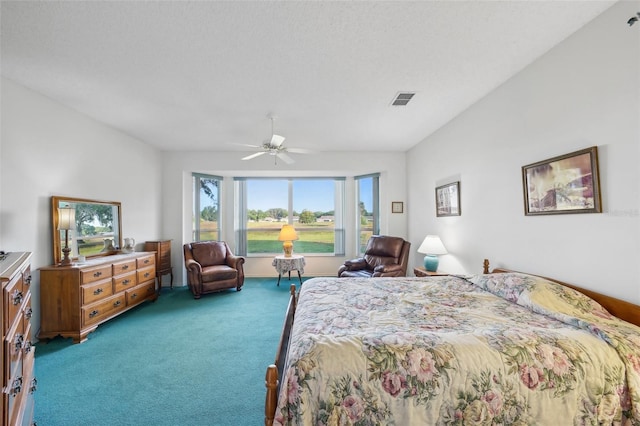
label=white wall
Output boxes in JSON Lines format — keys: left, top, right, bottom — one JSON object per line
{"left": 407, "top": 2, "right": 640, "bottom": 303}
{"left": 0, "top": 78, "right": 163, "bottom": 331}
{"left": 161, "top": 150, "right": 408, "bottom": 280}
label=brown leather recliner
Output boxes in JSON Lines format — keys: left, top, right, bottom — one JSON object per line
{"left": 338, "top": 235, "right": 411, "bottom": 278}
{"left": 183, "top": 241, "right": 245, "bottom": 299}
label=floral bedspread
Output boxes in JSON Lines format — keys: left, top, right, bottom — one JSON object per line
{"left": 274, "top": 274, "right": 640, "bottom": 425}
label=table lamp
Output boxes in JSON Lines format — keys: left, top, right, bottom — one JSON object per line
{"left": 57, "top": 205, "right": 76, "bottom": 266}
{"left": 278, "top": 224, "right": 298, "bottom": 257}
{"left": 417, "top": 235, "right": 447, "bottom": 272}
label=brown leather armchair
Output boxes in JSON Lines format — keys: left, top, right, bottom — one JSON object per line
{"left": 183, "top": 241, "right": 245, "bottom": 299}
{"left": 338, "top": 235, "right": 411, "bottom": 278}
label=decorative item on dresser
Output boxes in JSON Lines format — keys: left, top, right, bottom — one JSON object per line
{"left": 1, "top": 252, "right": 36, "bottom": 426}
{"left": 144, "top": 240, "right": 173, "bottom": 291}
{"left": 38, "top": 252, "right": 158, "bottom": 344}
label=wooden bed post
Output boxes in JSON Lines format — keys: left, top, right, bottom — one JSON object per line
{"left": 265, "top": 283, "right": 298, "bottom": 425}
{"left": 265, "top": 364, "right": 278, "bottom": 426}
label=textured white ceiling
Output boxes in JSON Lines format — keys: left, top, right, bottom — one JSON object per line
{"left": 1, "top": 1, "right": 616, "bottom": 153}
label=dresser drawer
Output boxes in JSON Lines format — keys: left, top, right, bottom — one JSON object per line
{"left": 6, "top": 362, "right": 25, "bottom": 426}
{"left": 22, "top": 265, "right": 33, "bottom": 291}
{"left": 126, "top": 281, "right": 156, "bottom": 307}
{"left": 112, "top": 259, "right": 136, "bottom": 276}
{"left": 3, "top": 272, "right": 24, "bottom": 334}
{"left": 113, "top": 271, "right": 137, "bottom": 293}
{"left": 81, "top": 265, "right": 112, "bottom": 284}
{"left": 12, "top": 350, "right": 35, "bottom": 426}
{"left": 136, "top": 254, "right": 155, "bottom": 269}
{"left": 82, "top": 294, "right": 126, "bottom": 327}
{"left": 81, "top": 279, "right": 113, "bottom": 305}
{"left": 4, "top": 313, "right": 24, "bottom": 384}
{"left": 137, "top": 266, "right": 155, "bottom": 284}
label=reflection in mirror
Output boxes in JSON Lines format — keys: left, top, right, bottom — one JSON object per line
{"left": 51, "top": 196, "right": 122, "bottom": 265}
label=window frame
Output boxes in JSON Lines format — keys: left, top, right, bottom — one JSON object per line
{"left": 235, "top": 177, "right": 345, "bottom": 256}
{"left": 355, "top": 173, "right": 380, "bottom": 255}
{"left": 192, "top": 173, "right": 222, "bottom": 242}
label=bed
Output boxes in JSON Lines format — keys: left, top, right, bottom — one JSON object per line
{"left": 265, "top": 260, "right": 640, "bottom": 425}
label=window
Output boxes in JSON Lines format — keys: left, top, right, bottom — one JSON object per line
{"left": 355, "top": 174, "right": 379, "bottom": 254}
{"left": 236, "top": 178, "right": 345, "bottom": 255}
{"left": 192, "top": 173, "right": 221, "bottom": 241}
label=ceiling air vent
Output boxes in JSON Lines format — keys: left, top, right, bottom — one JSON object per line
{"left": 391, "top": 92, "right": 415, "bottom": 106}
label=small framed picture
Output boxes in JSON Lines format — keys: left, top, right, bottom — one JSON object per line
{"left": 436, "top": 181, "right": 461, "bottom": 217}
{"left": 391, "top": 201, "right": 404, "bottom": 214}
{"left": 522, "top": 146, "right": 602, "bottom": 215}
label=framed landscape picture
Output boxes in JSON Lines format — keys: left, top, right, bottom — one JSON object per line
{"left": 522, "top": 146, "right": 602, "bottom": 216}
{"left": 436, "top": 181, "right": 460, "bottom": 217}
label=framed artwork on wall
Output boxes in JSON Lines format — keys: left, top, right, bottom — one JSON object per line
{"left": 522, "top": 146, "right": 602, "bottom": 216}
{"left": 436, "top": 181, "right": 460, "bottom": 217}
{"left": 391, "top": 201, "right": 403, "bottom": 214}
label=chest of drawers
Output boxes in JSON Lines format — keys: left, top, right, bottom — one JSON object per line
{"left": 144, "top": 240, "right": 173, "bottom": 290}
{"left": 39, "top": 252, "right": 157, "bottom": 344}
{"left": 1, "top": 252, "right": 35, "bottom": 426}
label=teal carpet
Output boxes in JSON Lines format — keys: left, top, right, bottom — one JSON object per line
{"left": 34, "top": 277, "right": 300, "bottom": 426}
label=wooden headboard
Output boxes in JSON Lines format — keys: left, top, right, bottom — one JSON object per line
{"left": 482, "top": 259, "right": 640, "bottom": 327}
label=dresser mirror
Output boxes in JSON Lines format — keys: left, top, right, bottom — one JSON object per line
{"left": 51, "top": 196, "right": 122, "bottom": 265}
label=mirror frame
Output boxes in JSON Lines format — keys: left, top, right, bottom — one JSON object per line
{"left": 51, "top": 196, "right": 123, "bottom": 265}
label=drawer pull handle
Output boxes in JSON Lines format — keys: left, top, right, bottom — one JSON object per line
{"left": 25, "top": 274, "right": 32, "bottom": 285}
{"left": 93, "top": 288, "right": 103, "bottom": 295}
{"left": 122, "top": 279, "right": 130, "bottom": 285}
{"left": 131, "top": 293, "right": 138, "bottom": 299}
{"left": 25, "top": 307, "right": 33, "bottom": 319}
{"left": 24, "top": 341, "right": 33, "bottom": 354}
{"left": 10, "top": 377, "right": 23, "bottom": 396}
{"left": 144, "top": 259, "right": 149, "bottom": 264}
{"left": 94, "top": 271, "right": 102, "bottom": 278}
{"left": 12, "top": 290, "right": 23, "bottom": 305}
{"left": 89, "top": 310, "right": 99, "bottom": 318}
{"left": 123, "top": 265, "right": 129, "bottom": 270}
{"left": 144, "top": 273, "right": 150, "bottom": 278}
{"left": 14, "top": 334, "right": 24, "bottom": 351}
{"left": 29, "top": 377, "right": 38, "bottom": 394}
{"left": 114, "top": 300, "right": 122, "bottom": 307}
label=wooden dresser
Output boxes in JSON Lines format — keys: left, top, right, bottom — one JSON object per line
{"left": 144, "top": 240, "right": 173, "bottom": 290}
{"left": 39, "top": 252, "right": 157, "bottom": 344}
{"left": 1, "top": 252, "right": 35, "bottom": 426}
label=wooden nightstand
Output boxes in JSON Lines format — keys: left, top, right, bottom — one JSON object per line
{"left": 413, "top": 267, "right": 449, "bottom": 277}
{"left": 145, "top": 240, "right": 173, "bottom": 291}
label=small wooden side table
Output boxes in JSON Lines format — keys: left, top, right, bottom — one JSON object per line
{"left": 272, "top": 254, "right": 305, "bottom": 286}
{"left": 413, "top": 267, "right": 449, "bottom": 277}
{"left": 145, "top": 240, "right": 173, "bottom": 291}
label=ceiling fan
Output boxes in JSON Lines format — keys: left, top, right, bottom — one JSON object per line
{"left": 233, "top": 117, "right": 314, "bottom": 164}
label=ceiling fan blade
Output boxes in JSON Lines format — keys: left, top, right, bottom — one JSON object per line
{"left": 227, "top": 142, "right": 262, "bottom": 149}
{"left": 270, "top": 134, "right": 285, "bottom": 148}
{"left": 242, "top": 151, "right": 267, "bottom": 160}
{"left": 277, "top": 152, "right": 295, "bottom": 164}
{"left": 286, "top": 148, "right": 315, "bottom": 154}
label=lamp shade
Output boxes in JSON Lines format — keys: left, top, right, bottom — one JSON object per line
{"left": 57, "top": 206, "right": 76, "bottom": 231}
{"left": 417, "top": 235, "right": 447, "bottom": 255}
{"left": 278, "top": 224, "right": 298, "bottom": 242}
